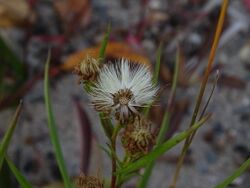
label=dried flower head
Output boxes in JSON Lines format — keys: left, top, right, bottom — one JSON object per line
{"left": 74, "top": 173, "right": 103, "bottom": 188}
{"left": 74, "top": 56, "right": 101, "bottom": 83}
{"left": 121, "top": 115, "right": 155, "bottom": 158}
{"left": 90, "top": 58, "right": 158, "bottom": 123}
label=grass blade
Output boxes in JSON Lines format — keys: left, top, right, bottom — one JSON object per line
{"left": 170, "top": 1, "right": 229, "bottom": 187}
{"left": 0, "top": 101, "right": 22, "bottom": 170}
{"left": 99, "top": 113, "right": 113, "bottom": 140}
{"left": 0, "top": 160, "right": 12, "bottom": 188}
{"left": 157, "top": 47, "right": 180, "bottom": 145}
{"left": 199, "top": 71, "right": 220, "bottom": 120}
{"left": 98, "top": 23, "right": 111, "bottom": 60}
{"left": 5, "top": 156, "right": 33, "bottom": 188}
{"left": 214, "top": 158, "right": 250, "bottom": 188}
{"left": 97, "top": 23, "right": 114, "bottom": 140}
{"left": 152, "top": 43, "right": 163, "bottom": 86}
{"left": 117, "top": 115, "right": 210, "bottom": 175}
{"left": 188, "top": 71, "right": 219, "bottom": 144}
{"left": 138, "top": 47, "right": 180, "bottom": 188}
{"left": 44, "top": 51, "right": 73, "bottom": 188}
{"left": 136, "top": 113, "right": 170, "bottom": 188}
{"left": 144, "top": 43, "right": 163, "bottom": 117}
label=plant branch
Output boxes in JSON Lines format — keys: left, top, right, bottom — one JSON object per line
{"left": 169, "top": 1, "right": 229, "bottom": 187}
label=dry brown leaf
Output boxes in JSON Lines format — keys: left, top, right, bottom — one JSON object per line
{"left": 54, "top": 0, "right": 91, "bottom": 31}
{"left": 0, "top": 0, "right": 30, "bottom": 27}
{"left": 61, "top": 42, "right": 151, "bottom": 71}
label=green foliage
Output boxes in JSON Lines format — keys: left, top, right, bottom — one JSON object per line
{"left": 157, "top": 47, "right": 180, "bottom": 145}
{"left": 117, "top": 115, "right": 209, "bottom": 175}
{"left": 152, "top": 43, "right": 163, "bottom": 86}
{"left": 0, "top": 160, "right": 12, "bottom": 188}
{"left": 144, "top": 43, "right": 163, "bottom": 117}
{"left": 138, "top": 47, "right": 180, "bottom": 188}
{"left": 98, "top": 23, "right": 111, "bottom": 61}
{"left": 44, "top": 51, "right": 73, "bottom": 188}
{"left": 214, "top": 158, "right": 250, "bottom": 188}
{"left": 0, "top": 101, "right": 22, "bottom": 170}
{"left": 99, "top": 113, "right": 114, "bottom": 140}
{"left": 6, "top": 156, "right": 33, "bottom": 188}
{"left": 96, "top": 24, "right": 115, "bottom": 141}
{"left": 169, "top": 1, "right": 229, "bottom": 187}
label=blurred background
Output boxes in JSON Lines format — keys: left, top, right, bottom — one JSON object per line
{"left": 0, "top": 0, "right": 250, "bottom": 187}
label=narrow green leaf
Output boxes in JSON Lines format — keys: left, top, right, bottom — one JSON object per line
{"left": 97, "top": 23, "right": 114, "bottom": 140}
{"left": 214, "top": 158, "right": 250, "bottom": 188}
{"left": 152, "top": 43, "right": 163, "bottom": 86}
{"left": 157, "top": 47, "right": 180, "bottom": 145}
{"left": 99, "top": 144, "right": 112, "bottom": 159}
{"left": 0, "top": 160, "right": 12, "bottom": 188}
{"left": 117, "top": 115, "right": 210, "bottom": 175}
{"left": 157, "top": 112, "right": 170, "bottom": 145}
{"left": 144, "top": 43, "right": 163, "bottom": 117}
{"left": 136, "top": 161, "right": 154, "bottom": 188}
{"left": 137, "top": 106, "right": 170, "bottom": 188}
{"left": 199, "top": 71, "right": 219, "bottom": 120}
{"left": 99, "top": 113, "right": 113, "bottom": 139}
{"left": 117, "top": 172, "right": 140, "bottom": 187}
{"left": 98, "top": 23, "right": 111, "bottom": 60}
{"left": 0, "top": 101, "right": 22, "bottom": 170}
{"left": 44, "top": 51, "right": 73, "bottom": 188}
{"left": 188, "top": 71, "right": 219, "bottom": 144}
{"left": 5, "top": 156, "right": 32, "bottom": 188}
{"left": 138, "top": 47, "right": 180, "bottom": 188}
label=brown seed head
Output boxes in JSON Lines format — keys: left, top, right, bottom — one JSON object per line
{"left": 74, "top": 173, "right": 103, "bottom": 188}
{"left": 74, "top": 56, "right": 100, "bottom": 83}
{"left": 121, "top": 115, "right": 155, "bottom": 159}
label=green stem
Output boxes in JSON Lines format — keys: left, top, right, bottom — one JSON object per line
{"left": 137, "top": 46, "right": 180, "bottom": 188}
{"left": 214, "top": 158, "right": 250, "bottom": 188}
{"left": 110, "top": 125, "right": 122, "bottom": 188}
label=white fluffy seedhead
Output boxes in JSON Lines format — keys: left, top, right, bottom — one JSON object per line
{"left": 90, "top": 58, "right": 158, "bottom": 122}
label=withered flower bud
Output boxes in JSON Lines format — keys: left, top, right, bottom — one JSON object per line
{"left": 121, "top": 115, "right": 155, "bottom": 159}
{"left": 74, "top": 173, "right": 103, "bottom": 188}
{"left": 74, "top": 56, "right": 101, "bottom": 83}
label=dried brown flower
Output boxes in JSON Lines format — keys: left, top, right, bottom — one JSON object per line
{"left": 74, "top": 56, "right": 101, "bottom": 83}
{"left": 121, "top": 115, "right": 155, "bottom": 159}
{"left": 74, "top": 173, "right": 103, "bottom": 188}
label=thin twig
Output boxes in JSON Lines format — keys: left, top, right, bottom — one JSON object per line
{"left": 169, "top": 1, "right": 229, "bottom": 188}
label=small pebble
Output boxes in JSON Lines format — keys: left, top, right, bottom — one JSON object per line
{"left": 239, "top": 41, "right": 250, "bottom": 64}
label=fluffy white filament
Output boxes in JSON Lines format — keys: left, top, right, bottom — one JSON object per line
{"left": 90, "top": 59, "right": 158, "bottom": 121}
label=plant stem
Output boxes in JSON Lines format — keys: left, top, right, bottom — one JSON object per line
{"left": 169, "top": 1, "right": 229, "bottom": 187}
{"left": 111, "top": 141, "right": 117, "bottom": 188}
{"left": 169, "top": 141, "right": 189, "bottom": 188}
{"left": 110, "top": 125, "right": 122, "bottom": 188}
{"left": 214, "top": 158, "right": 250, "bottom": 188}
